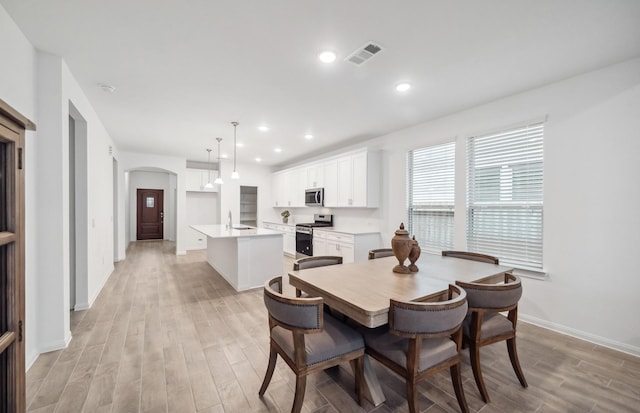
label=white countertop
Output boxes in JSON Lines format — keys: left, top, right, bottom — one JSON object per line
{"left": 191, "top": 224, "right": 284, "bottom": 239}
{"left": 263, "top": 221, "right": 379, "bottom": 235}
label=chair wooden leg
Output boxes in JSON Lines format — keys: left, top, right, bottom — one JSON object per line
{"left": 259, "top": 347, "right": 277, "bottom": 396}
{"left": 450, "top": 362, "right": 469, "bottom": 413}
{"left": 470, "top": 343, "right": 490, "bottom": 403}
{"left": 292, "top": 375, "right": 307, "bottom": 413}
{"left": 507, "top": 337, "right": 528, "bottom": 388}
{"left": 406, "top": 377, "right": 418, "bottom": 413}
{"left": 295, "top": 288, "right": 302, "bottom": 297}
{"left": 354, "top": 356, "right": 365, "bottom": 406}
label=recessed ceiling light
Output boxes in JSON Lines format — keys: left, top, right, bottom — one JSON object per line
{"left": 274, "top": 148, "right": 282, "bottom": 153}
{"left": 304, "top": 134, "right": 313, "bottom": 140}
{"left": 396, "top": 83, "right": 412, "bottom": 92}
{"left": 221, "top": 153, "right": 228, "bottom": 158}
{"left": 258, "top": 125, "right": 269, "bottom": 132}
{"left": 255, "top": 157, "right": 262, "bottom": 162}
{"left": 236, "top": 142, "right": 244, "bottom": 147}
{"left": 318, "top": 51, "right": 337, "bottom": 63}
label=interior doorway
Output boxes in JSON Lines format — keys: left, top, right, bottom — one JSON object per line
{"left": 68, "top": 102, "right": 88, "bottom": 310}
{"left": 240, "top": 186, "right": 258, "bottom": 227}
{"left": 136, "top": 188, "right": 164, "bottom": 240}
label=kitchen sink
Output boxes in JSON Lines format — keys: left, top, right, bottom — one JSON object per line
{"left": 232, "top": 225, "right": 253, "bottom": 230}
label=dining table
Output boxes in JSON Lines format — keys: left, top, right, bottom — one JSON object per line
{"left": 287, "top": 253, "right": 513, "bottom": 405}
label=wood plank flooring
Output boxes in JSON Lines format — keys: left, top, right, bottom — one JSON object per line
{"left": 26, "top": 241, "right": 640, "bottom": 412}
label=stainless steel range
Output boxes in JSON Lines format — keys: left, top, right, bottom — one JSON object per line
{"left": 295, "top": 214, "right": 333, "bottom": 258}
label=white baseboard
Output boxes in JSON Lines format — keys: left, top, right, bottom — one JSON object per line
{"left": 87, "top": 267, "right": 113, "bottom": 308}
{"left": 177, "top": 250, "right": 187, "bottom": 255}
{"left": 520, "top": 314, "right": 640, "bottom": 357}
{"left": 26, "top": 351, "right": 39, "bottom": 371}
{"left": 74, "top": 302, "right": 90, "bottom": 311}
{"left": 37, "top": 332, "right": 72, "bottom": 354}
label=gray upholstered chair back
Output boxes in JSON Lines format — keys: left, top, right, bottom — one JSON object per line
{"left": 390, "top": 285, "right": 468, "bottom": 336}
{"left": 368, "top": 248, "right": 394, "bottom": 259}
{"left": 293, "top": 256, "right": 343, "bottom": 271}
{"left": 263, "top": 276, "right": 323, "bottom": 331}
{"left": 441, "top": 250, "right": 499, "bottom": 264}
{"left": 457, "top": 273, "right": 522, "bottom": 310}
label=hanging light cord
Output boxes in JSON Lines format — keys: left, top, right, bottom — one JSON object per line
{"left": 206, "top": 149, "right": 212, "bottom": 182}
{"left": 232, "top": 121, "right": 239, "bottom": 175}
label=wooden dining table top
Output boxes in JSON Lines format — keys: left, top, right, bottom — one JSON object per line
{"left": 288, "top": 253, "right": 513, "bottom": 328}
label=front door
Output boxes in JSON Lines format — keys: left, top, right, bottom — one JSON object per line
{"left": 136, "top": 188, "right": 164, "bottom": 240}
{"left": 0, "top": 112, "right": 28, "bottom": 412}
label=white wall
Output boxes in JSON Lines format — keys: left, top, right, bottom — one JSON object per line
{"left": 1, "top": 3, "right": 41, "bottom": 366}
{"left": 128, "top": 171, "right": 175, "bottom": 242}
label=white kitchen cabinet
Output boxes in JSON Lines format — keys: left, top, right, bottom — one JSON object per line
{"left": 312, "top": 229, "right": 327, "bottom": 256}
{"left": 323, "top": 160, "right": 338, "bottom": 207}
{"left": 186, "top": 168, "right": 218, "bottom": 192}
{"left": 263, "top": 222, "right": 296, "bottom": 256}
{"left": 306, "top": 163, "right": 324, "bottom": 189}
{"left": 315, "top": 230, "right": 382, "bottom": 263}
{"left": 273, "top": 168, "right": 305, "bottom": 207}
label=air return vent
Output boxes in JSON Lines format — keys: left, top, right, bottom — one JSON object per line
{"left": 345, "top": 42, "right": 383, "bottom": 65}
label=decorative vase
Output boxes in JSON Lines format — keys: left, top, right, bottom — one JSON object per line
{"left": 391, "top": 223, "right": 412, "bottom": 274}
{"left": 282, "top": 217, "right": 288, "bottom": 224}
{"left": 408, "top": 236, "right": 421, "bottom": 272}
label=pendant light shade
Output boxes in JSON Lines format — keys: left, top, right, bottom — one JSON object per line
{"left": 204, "top": 149, "right": 214, "bottom": 189}
{"left": 231, "top": 121, "right": 240, "bottom": 179}
{"left": 214, "top": 137, "right": 224, "bottom": 185}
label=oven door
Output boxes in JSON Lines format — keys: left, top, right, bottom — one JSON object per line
{"left": 295, "top": 227, "right": 313, "bottom": 257}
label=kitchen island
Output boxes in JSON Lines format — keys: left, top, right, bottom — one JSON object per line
{"left": 191, "top": 224, "right": 284, "bottom": 291}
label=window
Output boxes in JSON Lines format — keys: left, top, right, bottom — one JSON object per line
{"left": 467, "top": 121, "right": 544, "bottom": 270}
{"left": 408, "top": 142, "right": 455, "bottom": 252}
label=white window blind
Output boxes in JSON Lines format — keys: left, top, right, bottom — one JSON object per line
{"left": 467, "top": 122, "right": 544, "bottom": 270}
{"left": 408, "top": 142, "right": 455, "bottom": 253}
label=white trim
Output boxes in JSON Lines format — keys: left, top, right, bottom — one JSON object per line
{"left": 520, "top": 315, "right": 640, "bottom": 357}
{"left": 86, "top": 268, "right": 113, "bottom": 308}
{"left": 26, "top": 351, "right": 39, "bottom": 372}
{"left": 177, "top": 250, "right": 187, "bottom": 255}
{"left": 510, "top": 267, "right": 548, "bottom": 281}
{"left": 37, "top": 331, "right": 72, "bottom": 354}
{"left": 73, "top": 302, "right": 90, "bottom": 311}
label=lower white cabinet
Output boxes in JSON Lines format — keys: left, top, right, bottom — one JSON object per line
{"left": 313, "top": 230, "right": 381, "bottom": 263}
{"left": 263, "top": 222, "right": 296, "bottom": 257}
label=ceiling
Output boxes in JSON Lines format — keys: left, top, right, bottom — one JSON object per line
{"left": 2, "top": 1, "right": 640, "bottom": 167}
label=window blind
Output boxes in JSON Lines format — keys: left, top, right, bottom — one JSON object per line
{"left": 408, "top": 142, "right": 455, "bottom": 253}
{"left": 467, "top": 122, "right": 544, "bottom": 270}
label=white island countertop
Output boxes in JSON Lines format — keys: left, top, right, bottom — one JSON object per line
{"left": 191, "top": 224, "right": 283, "bottom": 239}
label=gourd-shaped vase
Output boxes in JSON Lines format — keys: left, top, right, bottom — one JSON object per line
{"left": 408, "top": 236, "right": 421, "bottom": 272}
{"left": 391, "top": 223, "right": 412, "bottom": 274}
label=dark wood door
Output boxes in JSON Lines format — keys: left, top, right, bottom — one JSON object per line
{"left": 136, "top": 189, "right": 164, "bottom": 240}
{"left": 0, "top": 100, "right": 34, "bottom": 413}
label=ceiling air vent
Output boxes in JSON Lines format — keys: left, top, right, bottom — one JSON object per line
{"left": 345, "top": 42, "right": 383, "bottom": 65}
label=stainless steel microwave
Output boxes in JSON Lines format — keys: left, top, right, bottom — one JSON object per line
{"left": 305, "top": 188, "right": 324, "bottom": 206}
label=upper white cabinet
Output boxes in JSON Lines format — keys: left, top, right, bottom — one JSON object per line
{"left": 186, "top": 168, "right": 218, "bottom": 192}
{"left": 272, "top": 168, "right": 305, "bottom": 207}
{"left": 306, "top": 163, "right": 324, "bottom": 189}
{"left": 272, "top": 149, "right": 380, "bottom": 208}
{"left": 326, "top": 150, "right": 380, "bottom": 208}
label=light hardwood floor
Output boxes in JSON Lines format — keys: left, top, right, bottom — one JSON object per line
{"left": 26, "top": 241, "right": 640, "bottom": 412}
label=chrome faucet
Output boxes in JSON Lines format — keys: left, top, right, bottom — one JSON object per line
{"left": 227, "top": 210, "right": 232, "bottom": 229}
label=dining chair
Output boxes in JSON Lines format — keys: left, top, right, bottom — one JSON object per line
{"left": 455, "top": 273, "right": 527, "bottom": 403}
{"left": 259, "top": 276, "right": 365, "bottom": 413}
{"left": 442, "top": 250, "right": 499, "bottom": 265}
{"left": 363, "top": 285, "right": 469, "bottom": 413}
{"left": 368, "top": 248, "right": 394, "bottom": 259}
{"left": 293, "top": 256, "right": 343, "bottom": 297}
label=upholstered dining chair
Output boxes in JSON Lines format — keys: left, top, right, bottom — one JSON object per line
{"left": 368, "top": 248, "right": 394, "bottom": 259}
{"left": 442, "top": 250, "right": 499, "bottom": 265}
{"left": 363, "top": 285, "right": 469, "bottom": 413}
{"left": 259, "top": 276, "right": 365, "bottom": 413}
{"left": 292, "top": 256, "right": 343, "bottom": 297}
{"left": 455, "top": 273, "right": 527, "bottom": 403}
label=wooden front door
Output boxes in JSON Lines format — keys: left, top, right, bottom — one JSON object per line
{"left": 0, "top": 101, "right": 34, "bottom": 413}
{"left": 136, "top": 188, "right": 164, "bottom": 240}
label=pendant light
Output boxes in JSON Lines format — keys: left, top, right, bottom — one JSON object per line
{"left": 204, "top": 148, "right": 214, "bottom": 189}
{"left": 231, "top": 121, "right": 240, "bottom": 179}
{"left": 214, "top": 137, "right": 224, "bottom": 185}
